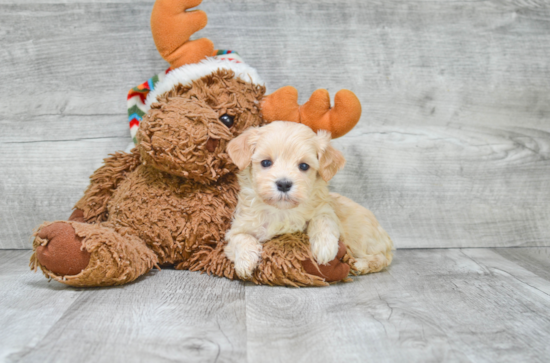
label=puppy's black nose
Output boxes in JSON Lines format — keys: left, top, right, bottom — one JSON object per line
{"left": 276, "top": 179, "right": 293, "bottom": 193}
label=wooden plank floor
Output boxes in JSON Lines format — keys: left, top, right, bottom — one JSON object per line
{"left": 2, "top": 249, "right": 549, "bottom": 363}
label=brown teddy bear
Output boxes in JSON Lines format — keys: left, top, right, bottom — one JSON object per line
{"left": 30, "top": 0, "right": 363, "bottom": 287}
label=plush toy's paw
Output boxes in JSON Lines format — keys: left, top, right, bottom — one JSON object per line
{"left": 302, "top": 241, "right": 350, "bottom": 282}
{"left": 310, "top": 233, "right": 339, "bottom": 265}
{"left": 35, "top": 222, "right": 91, "bottom": 276}
{"left": 31, "top": 221, "right": 158, "bottom": 287}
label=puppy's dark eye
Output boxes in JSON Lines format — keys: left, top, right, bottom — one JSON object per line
{"left": 299, "top": 163, "right": 310, "bottom": 171}
{"left": 261, "top": 160, "right": 273, "bottom": 168}
{"left": 219, "top": 114, "right": 235, "bottom": 128}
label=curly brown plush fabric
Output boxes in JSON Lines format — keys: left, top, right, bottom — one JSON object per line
{"left": 30, "top": 70, "right": 353, "bottom": 287}
{"left": 107, "top": 164, "right": 238, "bottom": 266}
{"left": 75, "top": 148, "right": 142, "bottom": 223}
{"left": 250, "top": 233, "right": 343, "bottom": 287}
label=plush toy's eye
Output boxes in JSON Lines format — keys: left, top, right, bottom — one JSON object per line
{"left": 299, "top": 163, "right": 310, "bottom": 171}
{"left": 261, "top": 160, "right": 273, "bottom": 168}
{"left": 219, "top": 114, "right": 235, "bottom": 128}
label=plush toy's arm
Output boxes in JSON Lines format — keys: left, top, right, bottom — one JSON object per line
{"left": 261, "top": 86, "right": 362, "bottom": 139}
{"left": 74, "top": 148, "right": 142, "bottom": 223}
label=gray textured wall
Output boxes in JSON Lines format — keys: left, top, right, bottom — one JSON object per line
{"left": 1, "top": 0, "right": 549, "bottom": 249}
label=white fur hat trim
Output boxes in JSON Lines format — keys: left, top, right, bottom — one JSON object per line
{"left": 145, "top": 57, "right": 264, "bottom": 110}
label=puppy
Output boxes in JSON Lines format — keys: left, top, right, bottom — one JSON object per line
{"left": 224, "top": 121, "right": 393, "bottom": 279}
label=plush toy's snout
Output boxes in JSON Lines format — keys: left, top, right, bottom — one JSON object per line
{"left": 205, "top": 138, "right": 219, "bottom": 152}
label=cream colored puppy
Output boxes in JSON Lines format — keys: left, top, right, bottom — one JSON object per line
{"left": 224, "top": 121, "right": 393, "bottom": 279}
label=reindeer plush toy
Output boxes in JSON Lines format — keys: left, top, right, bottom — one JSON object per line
{"left": 31, "top": 0, "right": 388, "bottom": 287}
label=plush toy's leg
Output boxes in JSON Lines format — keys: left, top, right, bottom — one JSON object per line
{"left": 30, "top": 148, "right": 150, "bottom": 287}
{"left": 252, "top": 234, "right": 352, "bottom": 286}
{"left": 330, "top": 193, "right": 394, "bottom": 275}
{"left": 30, "top": 221, "right": 157, "bottom": 287}
{"left": 189, "top": 233, "right": 352, "bottom": 287}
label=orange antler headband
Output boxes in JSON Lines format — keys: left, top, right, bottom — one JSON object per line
{"left": 262, "top": 87, "right": 362, "bottom": 139}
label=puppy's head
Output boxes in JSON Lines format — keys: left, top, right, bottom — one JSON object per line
{"left": 227, "top": 121, "right": 346, "bottom": 209}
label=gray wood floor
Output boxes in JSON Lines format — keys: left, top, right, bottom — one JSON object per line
{"left": 1, "top": 248, "right": 549, "bottom": 363}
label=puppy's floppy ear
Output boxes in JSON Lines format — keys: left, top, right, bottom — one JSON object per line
{"left": 227, "top": 127, "right": 260, "bottom": 170}
{"left": 316, "top": 130, "right": 346, "bottom": 182}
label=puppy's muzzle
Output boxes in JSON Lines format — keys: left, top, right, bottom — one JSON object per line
{"left": 275, "top": 179, "right": 293, "bottom": 193}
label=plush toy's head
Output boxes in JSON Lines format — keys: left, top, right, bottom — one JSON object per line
{"left": 137, "top": 67, "right": 266, "bottom": 183}
{"left": 132, "top": 0, "right": 274, "bottom": 184}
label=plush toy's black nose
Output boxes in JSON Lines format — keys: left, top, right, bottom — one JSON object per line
{"left": 276, "top": 179, "right": 293, "bottom": 193}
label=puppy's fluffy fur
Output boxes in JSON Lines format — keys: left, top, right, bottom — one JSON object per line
{"left": 224, "top": 121, "right": 393, "bottom": 278}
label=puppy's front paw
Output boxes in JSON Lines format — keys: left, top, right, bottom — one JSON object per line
{"left": 233, "top": 245, "right": 262, "bottom": 279}
{"left": 310, "top": 234, "right": 339, "bottom": 265}
{"left": 224, "top": 234, "right": 262, "bottom": 279}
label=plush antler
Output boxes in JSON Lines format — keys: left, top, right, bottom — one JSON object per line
{"left": 262, "top": 86, "right": 362, "bottom": 139}
{"left": 151, "top": 0, "right": 215, "bottom": 69}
